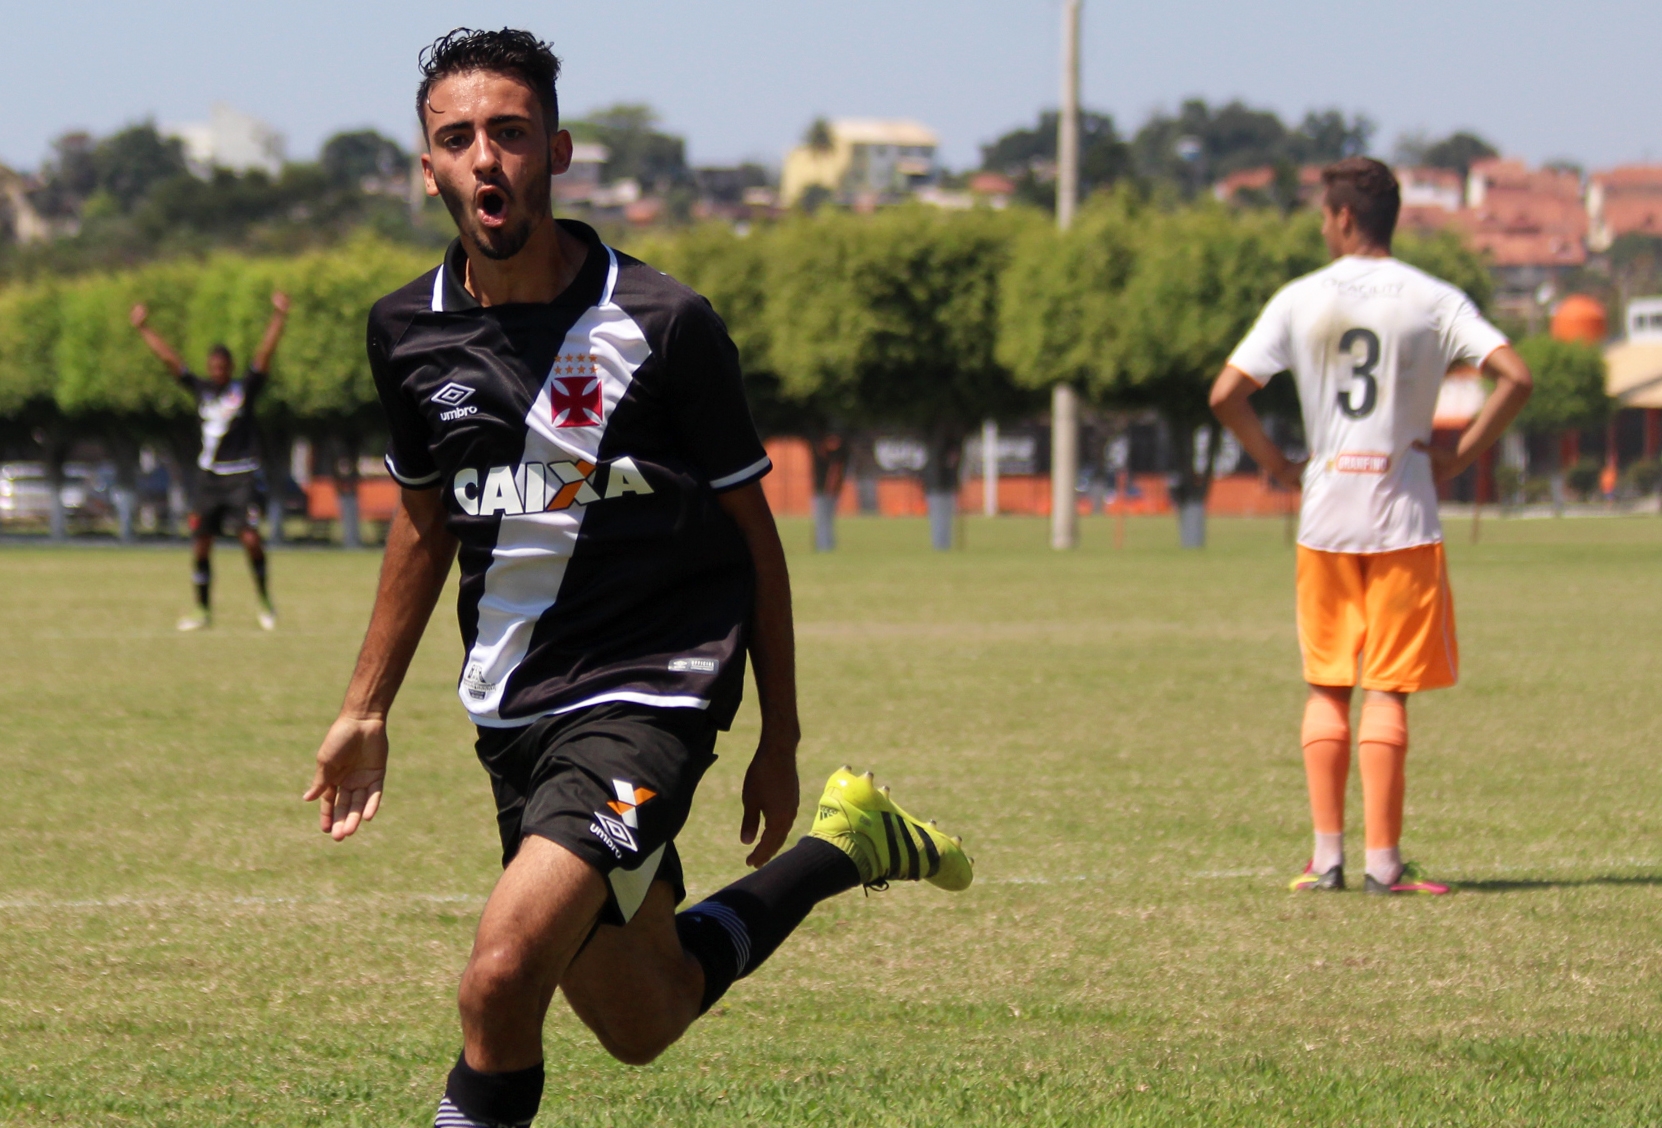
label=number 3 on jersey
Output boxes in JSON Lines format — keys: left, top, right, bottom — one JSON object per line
{"left": 1337, "top": 328, "right": 1379, "bottom": 419}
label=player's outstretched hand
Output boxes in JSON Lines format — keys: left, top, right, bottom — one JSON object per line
{"left": 129, "top": 303, "right": 147, "bottom": 328}
{"left": 739, "top": 736, "right": 799, "bottom": 868}
{"left": 271, "top": 291, "right": 290, "bottom": 315}
{"left": 303, "top": 713, "right": 388, "bottom": 842}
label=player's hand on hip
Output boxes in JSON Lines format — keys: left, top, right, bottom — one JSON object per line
{"left": 739, "top": 732, "right": 799, "bottom": 868}
{"left": 1272, "top": 457, "right": 1307, "bottom": 492}
{"left": 1412, "top": 440, "right": 1464, "bottom": 483}
{"left": 303, "top": 714, "right": 389, "bottom": 841}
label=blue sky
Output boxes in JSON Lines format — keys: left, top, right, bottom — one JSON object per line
{"left": 4, "top": 0, "right": 1658, "bottom": 172}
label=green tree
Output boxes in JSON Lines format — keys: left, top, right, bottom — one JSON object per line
{"left": 1396, "top": 131, "right": 1498, "bottom": 179}
{"left": 321, "top": 131, "right": 409, "bottom": 188}
{"left": 998, "top": 190, "right": 1143, "bottom": 393}
{"left": 634, "top": 222, "right": 856, "bottom": 548}
{"left": 1113, "top": 205, "right": 1321, "bottom": 542}
{"left": 567, "top": 105, "right": 688, "bottom": 191}
{"left": 92, "top": 124, "right": 190, "bottom": 211}
{"left": 1513, "top": 336, "right": 1608, "bottom": 434}
{"left": 768, "top": 206, "right": 1036, "bottom": 547}
{"left": 980, "top": 110, "right": 1132, "bottom": 210}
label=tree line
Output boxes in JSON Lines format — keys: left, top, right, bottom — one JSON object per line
{"left": 0, "top": 193, "right": 1610, "bottom": 545}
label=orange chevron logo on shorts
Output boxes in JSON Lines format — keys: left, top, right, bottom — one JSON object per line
{"left": 606, "top": 780, "right": 657, "bottom": 829}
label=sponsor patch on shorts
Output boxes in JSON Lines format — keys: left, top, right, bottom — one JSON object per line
{"left": 668, "top": 657, "right": 719, "bottom": 673}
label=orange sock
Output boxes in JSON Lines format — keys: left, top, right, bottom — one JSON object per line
{"left": 1301, "top": 693, "right": 1351, "bottom": 839}
{"left": 1359, "top": 697, "right": 1408, "bottom": 853}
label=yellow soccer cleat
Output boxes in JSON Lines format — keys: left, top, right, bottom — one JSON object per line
{"left": 810, "top": 767, "right": 973, "bottom": 892}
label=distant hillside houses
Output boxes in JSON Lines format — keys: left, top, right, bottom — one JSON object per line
{"left": 1216, "top": 157, "right": 1662, "bottom": 315}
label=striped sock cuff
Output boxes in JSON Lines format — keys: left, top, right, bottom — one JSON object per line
{"left": 682, "top": 899, "right": 753, "bottom": 973}
{"left": 435, "top": 1096, "right": 531, "bottom": 1128}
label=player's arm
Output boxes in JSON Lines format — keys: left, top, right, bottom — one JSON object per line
{"left": 716, "top": 481, "right": 801, "bottom": 868}
{"left": 1417, "top": 346, "right": 1533, "bottom": 483}
{"left": 250, "top": 291, "right": 291, "bottom": 374}
{"left": 128, "top": 303, "right": 188, "bottom": 378}
{"left": 304, "top": 486, "right": 458, "bottom": 841}
{"left": 1210, "top": 365, "right": 1305, "bottom": 490}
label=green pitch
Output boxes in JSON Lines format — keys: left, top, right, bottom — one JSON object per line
{"left": 3, "top": 515, "right": 1661, "bottom": 1126}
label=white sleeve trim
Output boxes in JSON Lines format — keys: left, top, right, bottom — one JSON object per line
{"left": 708, "top": 455, "right": 772, "bottom": 492}
{"left": 384, "top": 453, "right": 441, "bottom": 488}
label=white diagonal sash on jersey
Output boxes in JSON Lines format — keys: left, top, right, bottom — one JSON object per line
{"left": 459, "top": 249, "right": 649, "bottom": 722}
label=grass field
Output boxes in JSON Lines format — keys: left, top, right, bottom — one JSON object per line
{"left": 3, "top": 514, "right": 1662, "bottom": 1126}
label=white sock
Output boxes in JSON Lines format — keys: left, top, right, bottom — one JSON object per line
{"left": 1312, "top": 832, "right": 1344, "bottom": 873}
{"left": 1366, "top": 846, "right": 1402, "bottom": 886}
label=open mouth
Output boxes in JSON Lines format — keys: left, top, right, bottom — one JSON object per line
{"left": 477, "top": 187, "right": 508, "bottom": 225}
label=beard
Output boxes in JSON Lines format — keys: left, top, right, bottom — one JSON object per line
{"left": 435, "top": 159, "right": 552, "bottom": 262}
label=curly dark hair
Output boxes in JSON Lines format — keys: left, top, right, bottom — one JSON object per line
{"left": 1320, "top": 157, "right": 1400, "bottom": 248}
{"left": 416, "top": 28, "right": 562, "bottom": 134}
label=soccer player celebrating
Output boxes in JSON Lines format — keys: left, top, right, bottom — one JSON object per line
{"left": 1210, "top": 157, "right": 1532, "bottom": 895}
{"left": 303, "top": 29, "right": 971, "bottom": 1128}
{"left": 132, "top": 292, "right": 288, "bottom": 631}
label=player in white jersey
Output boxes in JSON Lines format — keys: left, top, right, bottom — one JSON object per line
{"left": 1210, "top": 157, "right": 1533, "bottom": 895}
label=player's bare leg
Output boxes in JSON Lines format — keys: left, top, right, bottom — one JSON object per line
{"left": 179, "top": 530, "right": 215, "bottom": 631}
{"left": 561, "top": 883, "right": 705, "bottom": 1064}
{"left": 457, "top": 836, "right": 611, "bottom": 1072}
{"left": 239, "top": 524, "right": 275, "bottom": 629}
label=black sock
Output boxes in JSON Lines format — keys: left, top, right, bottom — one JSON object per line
{"left": 191, "top": 558, "right": 211, "bottom": 611}
{"left": 438, "top": 1054, "right": 543, "bottom": 1128}
{"left": 249, "top": 553, "right": 268, "bottom": 601}
{"left": 675, "top": 837, "right": 860, "bottom": 1013}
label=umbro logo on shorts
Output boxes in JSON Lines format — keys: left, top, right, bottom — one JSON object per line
{"left": 589, "top": 779, "right": 656, "bottom": 858}
{"left": 451, "top": 458, "right": 654, "bottom": 516}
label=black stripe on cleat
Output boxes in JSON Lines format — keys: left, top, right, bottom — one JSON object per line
{"left": 881, "top": 811, "right": 903, "bottom": 882}
{"left": 919, "top": 824, "right": 941, "bottom": 878}
{"left": 900, "top": 819, "right": 921, "bottom": 880}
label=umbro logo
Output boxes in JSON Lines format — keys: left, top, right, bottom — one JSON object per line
{"left": 431, "top": 382, "right": 475, "bottom": 407}
{"left": 588, "top": 779, "right": 657, "bottom": 857}
{"left": 432, "top": 382, "right": 479, "bottom": 422}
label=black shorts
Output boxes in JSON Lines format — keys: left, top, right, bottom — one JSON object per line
{"left": 192, "top": 470, "right": 260, "bottom": 536}
{"left": 474, "top": 702, "right": 719, "bottom": 925}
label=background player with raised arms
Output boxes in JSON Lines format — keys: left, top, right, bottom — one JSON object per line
{"left": 302, "top": 29, "right": 970, "bottom": 1128}
{"left": 131, "top": 292, "right": 288, "bottom": 631}
{"left": 1210, "top": 157, "right": 1532, "bottom": 895}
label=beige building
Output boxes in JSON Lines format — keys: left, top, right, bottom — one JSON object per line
{"left": 1607, "top": 297, "right": 1662, "bottom": 409}
{"left": 781, "top": 119, "right": 939, "bottom": 207}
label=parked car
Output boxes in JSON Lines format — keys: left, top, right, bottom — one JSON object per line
{"left": 0, "top": 462, "right": 115, "bottom": 529}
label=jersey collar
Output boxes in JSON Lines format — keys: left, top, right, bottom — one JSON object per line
{"left": 433, "top": 220, "right": 608, "bottom": 313}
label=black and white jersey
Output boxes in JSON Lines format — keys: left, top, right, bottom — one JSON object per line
{"left": 368, "top": 221, "right": 772, "bottom": 729}
{"left": 180, "top": 368, "right": 266, "bottom": 475}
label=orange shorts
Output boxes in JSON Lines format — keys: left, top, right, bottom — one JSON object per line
{"left": 1296, "top": 542, "right": 1458, "bottom": 693}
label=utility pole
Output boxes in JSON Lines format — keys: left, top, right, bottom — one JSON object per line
{"left": 1051, "top": 0, "right": 1082, "bottom": 550}
{"left": 982, "top": 417, "right": 999, "bottom": 517}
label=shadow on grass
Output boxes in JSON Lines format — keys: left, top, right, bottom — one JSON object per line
{"left": 1456, "top": 875, "right": 1662, "bottom": 893}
